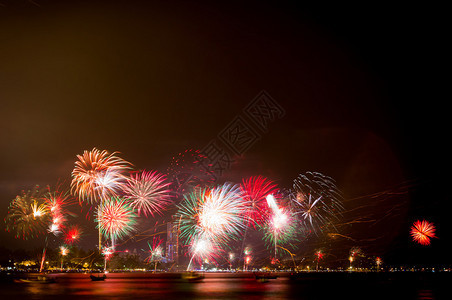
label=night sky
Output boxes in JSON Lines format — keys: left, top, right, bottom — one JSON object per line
{"left": 0, "top": 1, "right": 448, "bottom": 265}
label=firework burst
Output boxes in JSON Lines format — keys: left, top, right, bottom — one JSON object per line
{"left": 145, "top": 237, "right": 165, "bottom": 272}
{"left": 122, "top": 170, "right": 172, "bottom": 217}
{"left": 199, "top": 183, "right": 246, "bottom": 240}
{"left": 44, "top": 187, "right": 74, "bottom": 235}
{"left": 71, "top": 148, "right": 132, "bottom": 204}
{"left": 291, "top": 172, "right": 344, "bottom": 234}
{"left": 5, "top": 186, "right": 50, "bottom": 239}
{"left": 261, "top": 194, "right": 298, "bottom": 256}
{"left": 186, "top": 235, "right": 220, "bottom": 270}
{"left": 64, "top": 224, "right": 82, "bottom": 244}
{"left": 96, "top": 197, "right": 137, "bottom": 248}
{"left": 240, "top": 176, "right": 278, "bottom": 227}
{"left": 411, "top": 220, "right": 436, "bottom": 246}
{"left": 176, "top": 183, "right": 246, "bottom": 248}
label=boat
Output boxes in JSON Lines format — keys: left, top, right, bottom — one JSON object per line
{"left": 90, "top": 274, "right": 107, "bottom": 281}
{"left": 15, "top": 275, "right": 56, "bottom": 284}
{"left": 254, "top": 272, "right": 278, "bottom": 281}
{"left": 182, "top": 271, "right": 204, "bottom": 282}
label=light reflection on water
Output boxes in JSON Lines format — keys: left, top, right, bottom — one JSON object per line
{"left": 22, "top": 274, "right": 291, "bottom": 299}
{"left": 2, "top": 272, "right": 446, "bottom": 300}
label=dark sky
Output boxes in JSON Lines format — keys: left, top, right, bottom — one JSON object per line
{"left": 0, "top": 1, "right": 448, "bottom": 265}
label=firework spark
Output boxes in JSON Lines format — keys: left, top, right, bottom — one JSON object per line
{"left": 262, "top": 194, "right": 298, "bottom": 257}
{"left": 186, "top": 235, "right": 220, "bottom": 270}
{"left": 315, "top": 249, "right": 324, "bottom": 261}
{"left": 5, "top": 186, "right": 50, "bottom": 239}
{"left": 145, "top": 237, "right": 164, "bottom": 272}
{"left": 291, "top": 172, "right": 344, "bottom": 234}
{"left": 44, "top": 187, "right": 74, "bottom": 235}
{"left": 176, "top": 183, "right": 246, "bottom": 248}
{"left": 122, "top": 170, "right": 172, "bottom": 217}
{"left": 96, "top": 197, "right": 137, "bottom": 248}
{"left": 411, "top": 220, "right": 436, "bottom": 246}
{"left": 64, "top": 224, "right": 82, "bottom": 244}
{"left": 240, "top": 176, "right": 278, "bottom": 226}
{"left": 71, "top": 148, "right": 132, "bottom": 204}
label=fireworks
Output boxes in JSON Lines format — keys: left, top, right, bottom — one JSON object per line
{"left": 102, "top": 246, "right": 114, "bottom": 271}
{"left": 315, "top": 249, "right": 324, "bottom": 261}
{"left": 186, "top": 236, "right": 219, "bottom": 270}
{"left": 60, "top": 245, "right": 69, "bottom": 256}
{"left": 241, "top": 176, "right": 278, "bottom": 226}
{"left": 176, "top": 183, "right": 247, "bottom": 269}
{"left": 199, "top": 183, "right": 246, "bottom": 240}
{"left": 44, "top": 187, "right": 74, "bottom": 235}
{"left": 376, "top": 257, "right": 382, "bottom": 270}
{"left": 261, "top": 194, "right": 298, "bottom": 256}
{"left": 411, "top": 220, "right": 436, "bottom": 246}
{"left": 315, "top": 249, "right": 324, "bottom": 270}
{"left": 176, "top": 183, "right": 246, "bottom": 247}
{"left": 7, "top": 143, "right": 446, "bottom": 271}
{"left": 291, "top": 172, "right": 344, "bottom": 234}
{"left": 349, "top": 246, "right": 363, "bottom": 269}
{"left": 5, "top": 186, "right": 50, "bottom": 239}
{"left": 145, "top": 237, "right": 164, "bottom": 270}
{"left": 103, "top": 246, "right": 114, "bottom": 258}
{"left": 71, "top": 148, "right": 132, "bottom": 204}
{"left": 64, "top": 224, "right": 82, "bottom": 244}
{"left": 122, "top": 170, "right": 172, "bottom": 217}
{"left": 96, "top": 197, "right": 137, "bottom": 247}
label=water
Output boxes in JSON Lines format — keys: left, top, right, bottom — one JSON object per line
{"left": 0, "top": 272, "right": 448, "bottom": 299}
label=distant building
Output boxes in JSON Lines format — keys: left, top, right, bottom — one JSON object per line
{"left": 165, "top": 222, "right": 179, "bottom": 263}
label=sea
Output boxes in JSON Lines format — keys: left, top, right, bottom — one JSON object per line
{"left": 0, "top": 271, "right": 449, "bottom": 299}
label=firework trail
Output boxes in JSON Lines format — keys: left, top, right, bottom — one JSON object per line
{"left": 102, "top": 246, "right": 114, "bottom": 272}
{"left": 96, "top": 197, "right": 137, "bottom": 250}
{"left": 411, "top": 220, "right": 436, "bottom": 246}
{"left": 44, "top": 186, "right": 75, "bottom": 235}
{"left": 5, "top": 185, "right": 50, "bottom": 240}
{"left": 41, "top": 186, "right": 77, "bottom": 272}
{"left": 261, "top": 194, "right": 298, "bottom": 258}
{"left": 71, "top": 148, "right": 132, "bottom": 204}
{"left": 291, "top": 172, "right": 344, "bottom": 234}
{"left": 242, "top": 246, "right": 252, "bottom": 271}
{"left": 122, "top": 170, "right": 172, "bottom": 217}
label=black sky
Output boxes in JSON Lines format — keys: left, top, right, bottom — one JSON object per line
{"left": 0, "top": 1, "right": 448, "bottom": 265}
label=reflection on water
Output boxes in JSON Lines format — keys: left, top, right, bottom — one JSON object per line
{"left": 1, "top": 272, "right": 447, "bottom": 299}
{"left": 19, "top": 274, "right": 291, "bottom": 299}
{"left": 417, "top": 289, "right": 434, "bottom": 300}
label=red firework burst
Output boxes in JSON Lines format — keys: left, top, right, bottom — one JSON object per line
{"left": 64, "top": 224, "right": 82, "bottom": 244}
{"left": 240, "top": 176, "right": 278, "bottom": 226}
{"left": 410, "top": 220, "right": 436, "bottom": 246}
{"left": 315, "top": 250, "right": 324, "bottom": 261}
